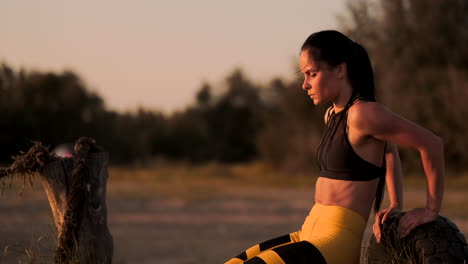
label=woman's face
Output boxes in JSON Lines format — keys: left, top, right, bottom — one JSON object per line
{"left": 299, "top": 50, "right": 342, "bottom": 105}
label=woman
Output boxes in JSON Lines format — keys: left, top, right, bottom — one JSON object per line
{"left": 225, "top": 30, "right": 444, "bottom": 264}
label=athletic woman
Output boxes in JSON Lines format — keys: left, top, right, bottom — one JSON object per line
{"left": 224, "top": 30, "right": 444, "bottom": 264}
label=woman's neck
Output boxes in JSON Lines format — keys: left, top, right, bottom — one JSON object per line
{"left": 332, "top": 84, "right": 353, "bottom": 113}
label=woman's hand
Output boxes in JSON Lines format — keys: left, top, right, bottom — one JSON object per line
{"left": 398, "top": 207, "right": 438, "bottom": 238}
{"left": 373, "top": 207, "right": 401, "bottom": 243}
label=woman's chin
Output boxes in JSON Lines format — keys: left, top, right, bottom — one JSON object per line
{"left": 311, "top": 98, "right": 322, "bottom": 105}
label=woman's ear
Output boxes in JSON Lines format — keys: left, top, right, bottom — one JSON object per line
{"left": 336, "top": 62, "right": 347, "bottom": 79}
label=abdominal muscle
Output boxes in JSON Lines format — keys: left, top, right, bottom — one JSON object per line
{"left": 314, "top": 177, "right": 379, "bottom": 221}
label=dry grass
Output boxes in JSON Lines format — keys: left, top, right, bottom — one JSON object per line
{"left": 108, "top": 161, "right": 316, "bottom": 201}
{"left": 2, "top": 232, "right": 55, "bottom": 263}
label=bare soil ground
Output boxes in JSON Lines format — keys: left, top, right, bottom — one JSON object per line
{"left": 0, "top": 172, "right": 467, "bottom": 264}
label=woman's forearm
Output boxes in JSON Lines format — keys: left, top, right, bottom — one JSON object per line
{"left": 385, "top": 143, "right": 403, "bottom": 210}
{"left": 419, "top": 136, "right": 445, "bottom": 213}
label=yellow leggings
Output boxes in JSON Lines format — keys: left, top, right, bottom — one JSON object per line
{"left": 225, "top": 203, "right": 366, "bottom": 264}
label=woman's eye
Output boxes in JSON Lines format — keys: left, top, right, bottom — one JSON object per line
{"left": 310, "top": 73, "right": 317, "bottom": 77}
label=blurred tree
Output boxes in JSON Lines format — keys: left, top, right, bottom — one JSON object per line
{"left": 256, "top": 75, "right": 326, "bottom": 174}
{"left": 340, "top": 0, "right": 468, "bottom": 171}
{"left": 0, "top": 66, "right": 108, "bottom": 162}
{"left": 196, "top": 82, "right": 212, "bottom": 109}
{"left": 205, "top": 69, "right": 264, "bottom": 162}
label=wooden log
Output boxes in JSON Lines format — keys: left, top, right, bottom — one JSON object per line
{"left": 0, "top": 138, "right": 114, "bottom": 263}
{"left": 42, "top": 152, "right": 113, "bottom": 263}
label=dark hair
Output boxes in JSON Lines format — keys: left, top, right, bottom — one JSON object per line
{"left": 302, "top": 30, "right": 384, "bottom": 214}
{"left": 301, "top": 30, "right": 376, "bottom": 102}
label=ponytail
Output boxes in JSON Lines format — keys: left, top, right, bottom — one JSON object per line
{"left": 347, "top": 42, "right": 376, "bottom": 102}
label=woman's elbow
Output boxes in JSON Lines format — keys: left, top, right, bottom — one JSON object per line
{"left": 428, "top": 134, "right": 444, "bottom": 155}
{"left": 434, "top": 135, "right": 444, "bottom": 152}
{"left": 417, "top": 133, "right": 443, "bottom": 154}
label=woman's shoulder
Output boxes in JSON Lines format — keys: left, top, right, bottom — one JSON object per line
{"left": 348, "top": 100, "right": 387, "bottom": 117}
{"left": 347, "top": 100, "right": 392, "bottom": 129}
{"left": 324, "top": 105, "right": 334, "bottom": 124}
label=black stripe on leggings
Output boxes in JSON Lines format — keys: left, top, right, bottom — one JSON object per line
{"left": 234, "top": 251, "right": 248, "bottom": 261}
{"left": 259, "top": 234, "right": 292, "bottom": 251}
{"left": 245, "top": 256, "right": 267, "bottom": 264}
{"left": 272, "top": 241, "right": 327, "bottom": 264}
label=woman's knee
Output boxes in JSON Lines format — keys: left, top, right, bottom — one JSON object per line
{"left": 245, "top": 241, "right": 327, "bottom": 264}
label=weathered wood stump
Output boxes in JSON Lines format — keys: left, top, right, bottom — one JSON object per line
{"left": 366, "top": 212, "right": 468, "bottom": 264}
{"left": 0, "top": 137, "right": 113, "bottom": 264}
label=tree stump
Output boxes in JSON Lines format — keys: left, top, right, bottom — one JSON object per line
{"left": 0, "top": 137, "right": 113, "bottom": 264}
{"left": 366, "top": 212, "right": 468, "bottom": 264}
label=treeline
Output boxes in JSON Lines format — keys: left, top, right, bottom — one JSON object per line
{"left": 1, "top": 0, "right": 467, "bottom": 174}
{"left": 0, "top": 65, "right": 320, "bottom": 170}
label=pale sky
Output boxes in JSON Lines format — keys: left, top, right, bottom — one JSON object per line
{"left": 1, "top": 0, "right": 346, "bottom": 114}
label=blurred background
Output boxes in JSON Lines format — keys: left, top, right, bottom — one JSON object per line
{"left": 1, "top": 0, "right": 468, "bottom": 172}
{"left": 1, "top": 0, "right": 467, "bottom": 263}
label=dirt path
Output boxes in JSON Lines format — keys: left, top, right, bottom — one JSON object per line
{"left": 0, "top": 185, "right": 467, "bottom": 264}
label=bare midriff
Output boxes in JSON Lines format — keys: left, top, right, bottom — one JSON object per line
{"left": 314, "top": 177, "right": 379, "bottom": 221}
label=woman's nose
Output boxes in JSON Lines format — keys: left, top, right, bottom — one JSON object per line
{"left": 302, "top": 79, "right": 310, "bottom": 90}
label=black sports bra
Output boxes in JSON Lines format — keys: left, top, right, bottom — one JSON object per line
{"left": 317, "top": 100, "right": 386, "bottom": 181}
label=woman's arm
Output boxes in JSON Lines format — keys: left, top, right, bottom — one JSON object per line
{"left": 384, "top": 143, "right": 404, "bottom": 211}
{"left": 349, "top": 102, "right": 444, "bottom": 238}
{"left": 373, "top": 143, "right": 403, "bottom": 242}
